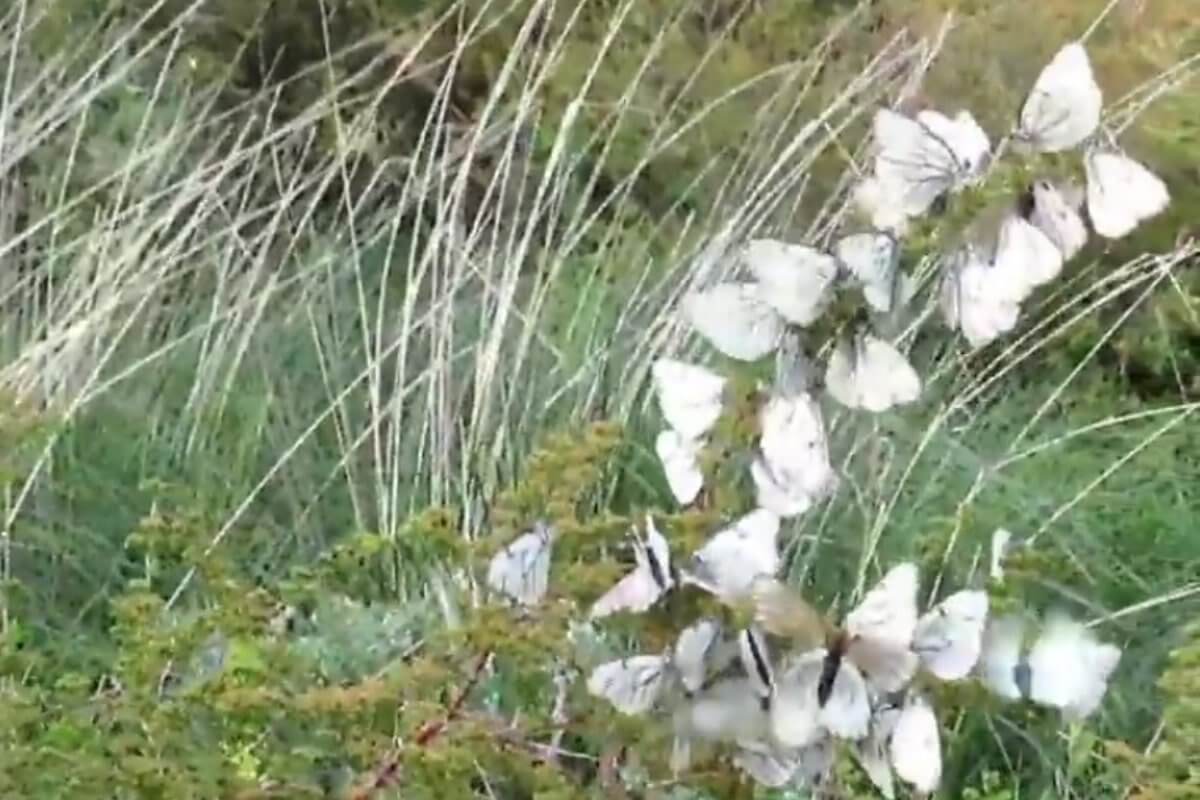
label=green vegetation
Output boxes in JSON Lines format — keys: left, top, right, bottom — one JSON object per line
{"left": 0, "top": 0, "right": 1197, "bottom": 797}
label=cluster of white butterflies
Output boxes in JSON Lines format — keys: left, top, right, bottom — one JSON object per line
{"left": 481, "top": 38, "right": 1141, "bottom": 796}
{"left": 583, "top": 541, "right": 1122, "bottom": 795}
{"left": 681, "top": 40, "right": 1170, "bottom": 377}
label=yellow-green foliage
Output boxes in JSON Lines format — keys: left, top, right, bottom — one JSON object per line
{"left": 1115, "top": 621, "right": 1200, "bottom": 799}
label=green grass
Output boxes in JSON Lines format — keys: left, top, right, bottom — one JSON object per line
{"left": 0, "top": 0, "right": 1198, "bottom": 797}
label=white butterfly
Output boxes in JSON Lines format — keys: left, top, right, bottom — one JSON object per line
{"left": 1085, "top": 149, "right": 1170, "bottom": 239}
{"left": 992, "top": 213, "right": 1064, "bottom": 298}
{"left": 587, "top": 654, "right": 672, "bottom": 715}
{"left": 1017, "top": 42, "right": 1102, "bottom": 153}
{"left": 682, "top": 509, "right": 781, "bottom": 602}
{"left": 752, "top": 393, "right": 838, "bottom": 518}
{"left": 940, "top": 246, "right": 1022, "bottom": 349}
{"left": 913, "top": 590, "right": 989, "bottom": 681}
{"left": 834, "top": 232, "right": 912, "bottom": 313}
{"left": 734, "top": 740, "right": 800, "bottom": 787}
{"left": 590, "top": 516, "right": 674, "bottom": 619}
{"left": 1027, "top": 180, "right": 1088, "bottom": 260}
{"left": 825, "top": 333, "right": 921, "bottom": 413}
{"left": 979, "top": 613, "right": 1027, "bottom": 701}
{"left": 854, "top": 705, "right": 901, "bottom": 799}
{"left": 651, "top": 358, "right": 726, "bottom": 439}
{"left": 486, "top": 522, "right": 555, "bottom": 605}
{"left": 673, "top": 618, "right": 727, "bottom": 695}
{"left": 673, "top": 676, "right": 772, "bottom": 748}
{"left": 890, "top": 694, "right": 942, "bottom": 794}
{"left": 743, "top": 239, "right": 839, "bottom": 326}
{"left": 591, "top": 619, "right": 730, "bottom": 724}
{"left": 682, "top": 282, "right": 784, "bottom": 361}
{"left": 940, "top": 212, "right": 1062, "bottom": 351}
{"left": 655, "top": 429, "right": 704, "bottom": 505}
{"left": 869, "top": 108, "right": 990, "bottom": 221}
{"left": 756, "top": 563, "right": 921, "bottom": 743}
{"left": 1026, "top": 613, "right": 1121, "bottom": 720}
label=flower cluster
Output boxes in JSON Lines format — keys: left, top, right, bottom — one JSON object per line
{"left": 484, "top": 40, "right": 1151, "bottom": 795}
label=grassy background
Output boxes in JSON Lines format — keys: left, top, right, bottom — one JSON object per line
{"left": 0, "top": 0, "right": 1197, "bottom": 796}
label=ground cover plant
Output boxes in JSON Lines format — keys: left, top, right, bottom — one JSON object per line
{"left": 0, "top": 0, "right": 1197, "bottom": 797}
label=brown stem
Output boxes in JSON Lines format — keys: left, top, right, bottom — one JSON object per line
{"left": 349, "top": 650, "right": 492, "bottom": 799}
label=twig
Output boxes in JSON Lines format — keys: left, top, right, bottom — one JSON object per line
{"left": 349, "top": 650, "right": 492, "bottom": 799}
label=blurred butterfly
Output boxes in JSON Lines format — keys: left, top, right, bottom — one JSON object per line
{"left": 834, "top": 232, "right": 913, "bottom": 313}
{"left": 588, "top": 618, "right": 730, "bottom": 718}
{"left": 940, "top": 241, "right": 1024, "bottom": 349}
{"left": 589, "top": 515, "right": 674, "bottom": 619}
{"left": 683, "top": 282, "right": 784, "bottom": 361}
{"left": 861, "top": 108, "right": 990, "bottom": 228}
{"left": 1084, "top": 149, "right": 1170, "bottom": 239}
{"left": 754, "top": 563, "right": 921, "bottom": 743}
{"left": 825, "top": 332, "right": 921, "bottom": 412}
{"left": 752, "top": 392, "right": 839, "bottom": 519}
{"left": 940, "top": 212, "right": 1063, "bottom": 349}
{"left": 651, "top": 357, "right": 726, "bottom": 440}
{"left": 655, "top": 429, "right": 704, "bottom": 505}
{"left": 912, "top": 590, "right": 989, "bottom": 681}
{"left": 743, "top": 238, "right": 840, "bottom": 327}
{"left": 486, "top": 521, "right": 555, "bottom": 605}
{"left": 681, "top": 509, "right": 781, "bottom": 602}
{"left": 733, "top": 735, "right": 834, "bottom": 789}
{"left": 1016, "top": 42, "right": 1102, "bottom": 153}
{"left": 1024, "top": 179, "right": 1088, "bottom": 260}
{"left": 890, "top": 694, "right": 942, "bottom": 794}
{"left": 980, "top": 612, "right": 1121, "bottom": 720}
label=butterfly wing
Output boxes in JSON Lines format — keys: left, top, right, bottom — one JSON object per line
{"left": 587, "top": 655, "right": 671, "bottom": 715}
{"left": 979, "top": 614, "right": 1026, "bottom": 700}
{"left": 834, "top": 232, "right": 907, "bottom": 313}
{"left": 734, "top": 742, "right": 798, "bottom": 788}
{"left": 743, "top": 239, "right": 839, "bottom": 326}
{"left": 1028, "top": 613, "right": 1121, "bottom": 719}
{"left": 756, "top": 394, "right": 838, "bottom": 514}
{"left": 683, "top": 282, "right": 784, "bottom": 361}
{"left": 820, "top": 658, "right": 871, "bottom": 739}
{"left": 674, "top": 618, "right": 724, "bottom": 694}
{"left": 679, "top": 677, "right": 771, "bottom": 743}
{"left": 872, "top": 109, "right": 959, "bottom": 217}
{"left": 750, "top": 577, "right": 827, "bottom": 648}
{"left": 941, "top": 248, "right": 1022, "bottom": 348}
{"left": 857, "top": 336, "right": 922, "bottom": 412}
{"left": 915, "top": 109, "right": 991, "bottom": 177}
{"left": 846, "top": 562, "right": 920, "bottom": 647}
{"left": 770, "top": 650, "right": 825, "bottom": 748}
{"left": 685, "top": 509, "right": 781, "bottom": 601}
{"left": 655, "top": 429, "right": 704, "bottom": 505}
{"left": 854, "top": 706, "right": 900, "bottom": 800}
{"left": 913, "top": 590, "right": 989, "bottom": 680}
{"left": 1029, "top": 180, "right": 1088, "bottom": 259}
{"left": 652, "top": 358, "right": 726, "bottom": 439}
{"left": 751, "top": 457, "right": 815, "bottom": 518}
{"left": 993, "top": 214, "right": 1064, "bottom": 296}
{"left": 1085, "top": 150, "right": 1170, "bottom": 239}
{"left": 890, "top": 695, "right": 942, "bottom": 793}
{"left": 845, "top": 636, "right": 919, "bottom": 693}
{"left": 486, "top": 523, "right": 554, "bottom": 605}
{"left": 1018, "top": 42, "right": 1102, "bottom": 152}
